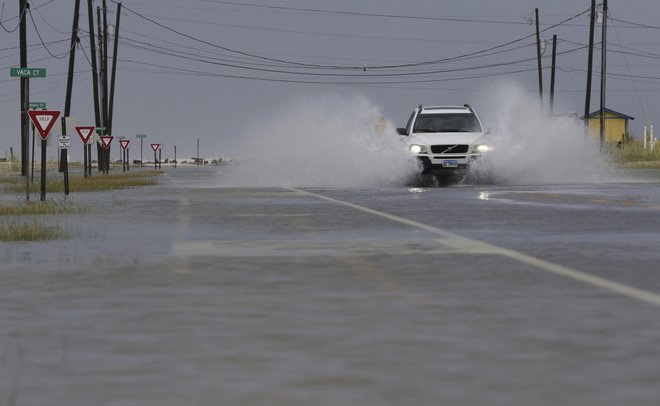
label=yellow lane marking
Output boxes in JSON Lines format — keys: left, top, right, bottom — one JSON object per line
{"left": 290, "top": 188, "right": 660, "bottom": 308}
{"left": 590, "top": 199, "right": 610, "bottom": 204}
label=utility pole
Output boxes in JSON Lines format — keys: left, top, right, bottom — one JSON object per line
{"left": 108, "top": 1, "right": 122, "bottom": 136}
{"left": 584, "top": 0, "right": 596, "bottom": 125}
{"left": 61, "top": 0, "right": 81, "bottom": 193}
{"left": 19, "top": 0, "right": 29, "bottom": 177}
{"left": 87, "top": 0, "right": 101, "bottom": 177}
{"left": 102, "top": 0, "right": 110, "bottom": 173}
{"left": 535, "top": 8, "right": 543, "bottom": 105}
{"left": 599, "top": 0, "right": 608, "bottom": 149}
{"left": 550, "top": 34, "right": 557, "bottom": 116}
{"left": 96, "top": 6, "right": 105, "bottom": 171}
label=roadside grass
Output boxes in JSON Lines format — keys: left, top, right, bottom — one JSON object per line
{"left": 0, "top": 200, "right": 86, "bottom": 216}
{"left": 3, "top": 170, "right": 160, "bottom": 193}
{"left": 0, "top": 220, "right": 68, "bottom": 241}
{"left": 607, "top": 141, "right": 660, "bottom": 169}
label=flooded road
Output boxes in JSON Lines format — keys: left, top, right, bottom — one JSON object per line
{"left": 2, "top": 167, "right": 660, "bottom": 405}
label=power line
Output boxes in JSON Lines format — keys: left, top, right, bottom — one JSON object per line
{"left": 197, "top": 0, "right": 550, "bottom": 26}
{"left": 609, "top": 12, "right": 649, "bottom": 123}
{"left": 117, "top": 30, "right": 550, "bottom": 78}
{"left": 0, "top": 1, "right": 28, "bottom": 33}
{"left": 610, "top": 17, "right": 660, "bottom": 30}
{"left": 27, "top": 8, "right": 77, "bottom": 60}
{"left": 118, "top": 58, "right": 538, "bottom": 85}
{"left": 113, "top": 0, "right": 591, "bottom": 71}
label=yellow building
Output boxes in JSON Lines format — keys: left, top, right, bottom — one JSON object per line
{"left": 585, "top": 108, "right": 635, "bottom": 144}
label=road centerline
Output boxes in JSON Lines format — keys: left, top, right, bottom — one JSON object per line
{"left": 289, "top": 187, "right": 660, "bottom": 308}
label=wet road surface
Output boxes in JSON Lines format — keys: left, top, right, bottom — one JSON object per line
{"left": 2, "top": 167, "right": 660, "bottom": 405}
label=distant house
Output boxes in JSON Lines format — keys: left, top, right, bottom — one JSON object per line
{"left": 585, "top": 108, "right": 635, "bottom": 144}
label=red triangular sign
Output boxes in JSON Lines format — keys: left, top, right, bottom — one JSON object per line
{"left": 28, "top": 110, "right": 61, "bottom": 140}
{"left": 150, "top": 143, "right": 160, "bottom": 152}
{"left": 75, "top": 126, "right": 95, "bottom": 144}
{"left": 119, "top": 139, "right": 131, "bottom": 149}
{"left": 99, "top": 136, "right": 114, "bottom": 150}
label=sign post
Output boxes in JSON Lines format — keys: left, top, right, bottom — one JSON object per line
{"left": 119, "top": 139, "right": 131, "bottom": 172}
{"left": 136, "top": 134, "right": 147, "bottom": 168}
{"left": 150, "top": 143, "right": 161, "bottom": 169}
{"left": 58, "top": 131, "right": 71, "bottom": 196}
{"left": 28, "top": 103, "right": 46, "bottom": 189}
{"left": 99, "top": 136, "right": 114, "bottom": 174}
{"left": 75, "top": 126, "right": 95, "bottom": 177}
{"left": 12, "top": 65, "right": 48, "bottom": 200}
{"left": 28, "top": 110, "right": 61, "bottom": 201}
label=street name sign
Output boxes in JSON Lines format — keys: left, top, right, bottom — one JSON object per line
{"left": 99, "top": 136, "right": 114, "bottom": 150}
{"left": 10, "top": 67, "right": 46, "bottom": 77}
{"left": 136, "top": 134, "right": 148, "bottom": 139}
{"left": 27, "top": 110, "right": 61, "bottom": 140}
{"left": 75, "top": 126, "right": 96, "bottom": 144}
{"left": 27, "top": 102, "right": 47, "bottom": 110}
{"left": 119, "top": 139, "right": 131, "bottom": 149}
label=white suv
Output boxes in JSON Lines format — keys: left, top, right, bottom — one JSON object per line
{"left": 397, "top": 104, "right": 491, "bottom": 181}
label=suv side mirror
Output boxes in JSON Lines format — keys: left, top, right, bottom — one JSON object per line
{"left": 396, "top": 128, "right": 408, "bottom": 136}
{"left": 486, "top": 127, "right": 498, "bottom": 135}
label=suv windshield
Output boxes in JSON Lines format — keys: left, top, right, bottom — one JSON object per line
{"left": 413, "top": 113, "right": 482, "bottom": 133}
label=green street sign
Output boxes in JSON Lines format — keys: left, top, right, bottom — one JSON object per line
{"left": 27, "top": 102, "right": 47, "bottom": 109}
{"left": 96, "top": 127, "right": 106, "bottom": 130}
{"left": 136, "top": 134, "right": 148, "bottom": 138}
{"left": 10, "top": 67, "right": 47, "bottom": 77}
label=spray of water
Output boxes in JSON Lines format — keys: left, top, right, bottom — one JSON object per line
{"left": 224, "top": 95, "right": 418, "bottom": 187}
{"left": 219, "top": 86, "right": 617, "bottom": 188}
{"left": 470, "top": 83, "right": 616, "bottom": 185}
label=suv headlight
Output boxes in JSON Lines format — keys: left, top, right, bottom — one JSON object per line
{"left": 409, "top": 144, "right": 428, "bottom": 154}
{"left": 474, "top": 144, "right": 491, "bottom": 153}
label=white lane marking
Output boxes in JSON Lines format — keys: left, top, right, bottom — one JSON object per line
{"left": 290, "top": 188, "right": 660, "bottom": 308}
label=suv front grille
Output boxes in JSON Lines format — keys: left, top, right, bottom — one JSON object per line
{"left": 430, "top": 144, "right": 469, "bottom": 154}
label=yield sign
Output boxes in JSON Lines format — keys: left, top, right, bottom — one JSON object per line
{"left": 150, "top": 143, "right": 161, "bottom": 152}
{"left": 28, "top": 110, "right": 61, "bottom": 140}
{"left": 75, "top": 126, "right": 95, "bottom": 144}
{"left": 119, "top": 139, "right": 131, "bottom": 149}
{"left": 99, "top": 135, "right": 114, "bottom": 150}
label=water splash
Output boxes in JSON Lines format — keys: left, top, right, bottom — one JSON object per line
{"left": 223, "top": 95, "right": 418, "bottom": 187}
{"left": 470, "top": 84, "right": 616, "bottom": 185}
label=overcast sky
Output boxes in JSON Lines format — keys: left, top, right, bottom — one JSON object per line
{"left": 1, "top": 0, "right": 659, "bottom": 161}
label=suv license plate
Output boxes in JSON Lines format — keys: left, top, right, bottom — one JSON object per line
{"left": 442, "top": 160, "right": 458, "bottom": 168}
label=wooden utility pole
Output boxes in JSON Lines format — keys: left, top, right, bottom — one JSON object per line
{"left": 60, "top": 0, "right": 81, "bottom": 192}
{"left": 599, "top": 0, "right": 608, "bottom": 148}
{"left": 535, "top": 8, "right": 543, "bottom": 104}
{"left": 584, "top": 0, "right": 596, "bottom": 123}
{"left": 19, "top": 0, "right": 29, "bottom": 177}
{"left": 108, "top": 1, "right": 122, "bottom": 135}
{"left": 97, "top": 6, "right": 106, "bottom": 172}
{"left": 550, "top": 34, "right": 557, "bottom": 116}
{"left": 87, "top": 0, "right": 101, "bottom": 177}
